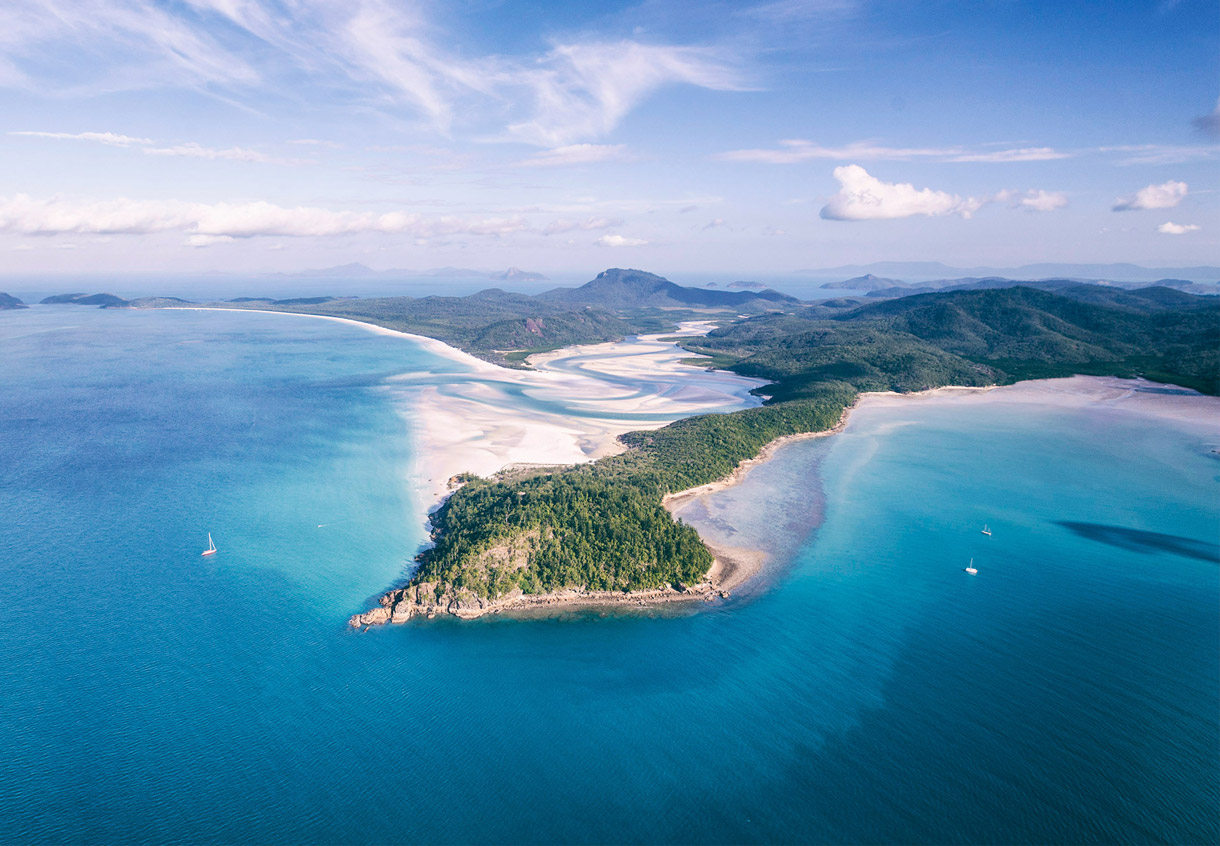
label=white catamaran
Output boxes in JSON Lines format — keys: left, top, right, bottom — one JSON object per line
{"left": 981, "top": 525, "right": 992, "bottom": 536}
{"left": 201, "top": 533, "right": 217, "bottom": 557}
{"left": 964, "top": 558, "right": 977, "bottom": 574}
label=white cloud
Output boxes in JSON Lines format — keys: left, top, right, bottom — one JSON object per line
{"left": 719, "top": 139, "right": 954, "bottom": 163}
{"left": 597, "top": 234, "right": 649, "bottom": 247}
{"left": 187, "top": 234, "right": 235, "bottom": 247}
{"left": 0, "top": 0, "right": 260, "bottom": 91}
{"left": 820, "top": 165, "right": 982, "bottom": 221}
{"left": 288, "top": 138, "right": 343, "bottom": 148}
{"left": 701, "top": 218, "right": 726, "bottom": 230}
{"left": 1101, "top": 145, "right": 1218, "bottom": 165}
{"left": 1157, "top": 221, "right": 1199, "bottom": 235}
{"left": 517, "top": 144, "right": 629, "bottom": 167}
{"left": 717, "top": 139, "right": 1070, "bottom": 164}
{"left": 0, "top": 2, "right": 747, "bottom": 145}
{"left": 998, "top": 189, "right": 1068, "bottom": 212}
{"left": 1112, "top": 180, "right": 1188, "bottom": 211}
{"left": 506, "top": 41, "right": 746, "bottom": 146}
{"left": 543, "top": 216, "right": 620, "bottom": 235}
{"left": 946, "top": 147, "right": 1069, "bottom": 163}
{"left": 143, "top": 142, "right": 308, "bottom": 165}
{"left": 11, "top": 130, "right": 309, "bottom": 165}
{"left": 9, "top": 130, "right": 153, "bottom": 146}
{"left": 0, "top": 193, "right": 529, "bottom": 241}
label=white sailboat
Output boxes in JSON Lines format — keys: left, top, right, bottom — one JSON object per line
{"left": 201, "top": 532, "right": 217, "bottom": 557}
{"left": 964, "top": 558, "right": 977, "bottom": 575}
{"left": 981, "top": 524, "right": 992, "bottom": 536}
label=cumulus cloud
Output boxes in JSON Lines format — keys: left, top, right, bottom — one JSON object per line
{"left": 0, "top": 193, "right": 528, "bottom": 242}
{"left": 1157, "top": 221, "right": 1199, "bottom": 235}
{"left": 9, "top": 130, "right": 153, "bottom": 146}
{"left": 820, "top": 165, "right": 982, "bottom": 221}
{"left": 1112, "top": 180, "right": 1188, "bottom": 211}
{"left": 543, "top": 216, "right": 620, "bottom": 235}
{"left": 517, "top": 144, "right": 629, "bottom": 168}
{"left": 717, "top": 139, "right": 1069, "bottom": 164}
{"left": 596, "top": 234, "right": 648, "bottom": 247}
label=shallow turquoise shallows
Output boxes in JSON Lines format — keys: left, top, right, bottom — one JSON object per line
{"left": 1, "top": 307, "right": 1216, "bottom": 844}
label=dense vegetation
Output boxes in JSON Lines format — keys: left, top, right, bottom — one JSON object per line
{"left": 408, "top": 388, "right": 854, "bottom": 602}
{"left": 399, "top": 283, "right": 1217, "bottom": 608}
{"left": 683, "top": 286, "right": 1219, "bottom": 397}
{"left": 224, "top": 290, "right": 646, "bottom": 366}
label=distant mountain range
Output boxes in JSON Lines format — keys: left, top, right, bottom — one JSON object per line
{"left": 801, "top": 262, "right": 1220, "bottom": 284}
{"left": 277, "top": 262, "right": 548, "bottom": 281}
{"left": 538, "top": 268, "right": 799, "bottom": 309}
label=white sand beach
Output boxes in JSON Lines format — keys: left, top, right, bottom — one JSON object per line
{"left": 390, "top": 322, "right": 767, "bottom": 507}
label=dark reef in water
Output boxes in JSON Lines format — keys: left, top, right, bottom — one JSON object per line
{"left": 1058, "top": 521, "right": 1220, "bottom": 563}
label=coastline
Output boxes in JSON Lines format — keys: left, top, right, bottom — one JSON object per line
{"left": 160, "top": 307, "right": 1216, "bottom": 625}
{"left": 161, "top": 307, "right": 766, "bottom": 508}
{"left": 162, "top": 306, "right": 501, "bottom": 373}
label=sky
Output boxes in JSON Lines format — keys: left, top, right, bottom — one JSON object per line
{"left": 0, "top": 0, "right": 1216, "bottom": 277}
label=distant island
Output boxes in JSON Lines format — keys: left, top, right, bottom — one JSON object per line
{"left": 0, "top": 292, "right": 27, "bottom": 310}
{"left": 42, "top": 267, "right": 1218, "bottom": 624}
{"left": 276, "top": 262, "right": 549, "bottom": 282}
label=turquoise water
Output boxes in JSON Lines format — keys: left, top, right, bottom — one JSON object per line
{"left": 1, "top": 307, "right": 1216, "bottom": 844}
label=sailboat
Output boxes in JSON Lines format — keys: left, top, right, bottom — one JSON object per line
{"left": 981, "top": 524, "right": 992, "bottom": 536}
{"left": 201, "top": 533, "right": 217, "bottom": 557}
{"left": 964, "top": 558, "right": 977, "bottom": 575}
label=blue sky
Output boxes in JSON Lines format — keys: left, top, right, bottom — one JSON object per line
{"left": 0, "top": 0, "right": 1215, "bottom": 276}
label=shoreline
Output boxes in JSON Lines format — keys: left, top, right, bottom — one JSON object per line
{"left": 161, "top": 306, "right": 501, "bottom": 373}
{"left": 162, "top": 307, "right": 767, "bottom": 510}
{"left": 153, "top": 307, "right": 1214, "bottom": 624}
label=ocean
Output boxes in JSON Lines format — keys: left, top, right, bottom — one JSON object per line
{"left": 1, "top": 307, "right": 1215, "bottom": 844}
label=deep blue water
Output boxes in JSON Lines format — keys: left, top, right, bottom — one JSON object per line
{"left": 1, "top": 307, "right": 1216, "bottom": 844}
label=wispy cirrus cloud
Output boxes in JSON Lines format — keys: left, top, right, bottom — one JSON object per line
{"left": 1112, "top": 180, "right": 1187, "bottom": 211}
{"left": 820, "top": 165, "right": 982, "bottom": 221}
{"left": 0, "top": 193, "right": 528, "bottom": 244}
{"left": 505, "top": 41, "right": 746, "bottom": 146}
{"left": 542, "top": 216, "right": 621, "bottom": 235}
{"left": 9, "top": 130, "right": 153, "bottom": 146}
{"left": 945, "top": 147, "right": 1069, "bottom": 163}
{"left": 717, "top": 138, "right": 1070, "bottom": 164}
{"left": 144, "top": 142, "right": 310, "bottom": 166}
{"left": 0, "top": 1, "right": 748, "bottom": 146}
{"left": 12, "top": 129, "right": 310, "bottom": 166}
{"left": 1100, "top": 144, "right": 1218, "bottom": 165}
{"left": 516, "top": 144, "right": 630, "bottom": 168}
